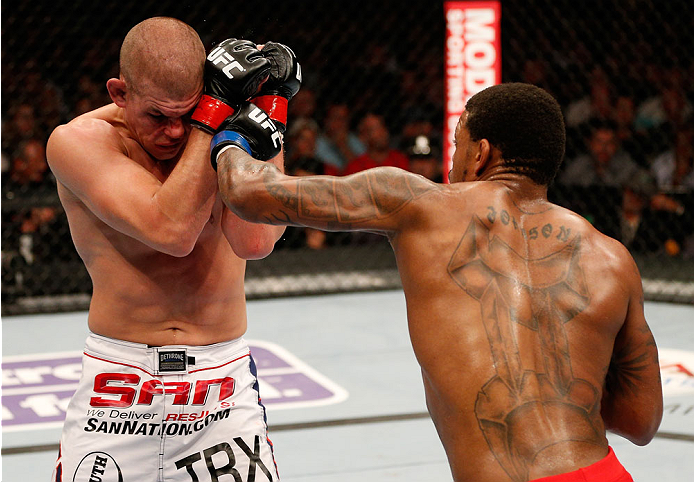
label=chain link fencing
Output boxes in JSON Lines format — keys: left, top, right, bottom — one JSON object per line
{"left": 2, "top": 0, "right": 693, "bottom": 314}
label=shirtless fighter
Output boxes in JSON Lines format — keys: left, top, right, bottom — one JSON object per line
{"left": 212, "top": 82, "right": 663, "bottom": 481}
{"left": 46, "top": 17, "right": 299, "bottom": 481}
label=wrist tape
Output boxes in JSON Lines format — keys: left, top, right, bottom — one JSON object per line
{"left": 210, "top": 131, "right": 252, "bottom": 171}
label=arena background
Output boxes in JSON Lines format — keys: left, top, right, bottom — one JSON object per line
{"left": 2, "top": 0, "right": 693, "bottom": 315}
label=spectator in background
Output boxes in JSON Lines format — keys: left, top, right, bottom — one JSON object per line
{"left": 286, "top": 117, "right": 320, "bottom": 168}
{"left": 9, "top": 139, "right": 54, "bottom": 189}
{"left": 619, "top": 169, "right": 686, "bottom": 254}
{"left": 2, "top": 104, "right": 44, "bottom": 154}
{"left": 288, "top": 87, "right": 318, "bottom": 129}
{"left": 612, "top": 93, "right": 649, "bottom": 164}
{"left": 564, "top": 66, "right": 613, "bottom": 129}
{"left": 71, "top": 75, "right": 111, "bottom": 117}
{"left": 520, "top": 57, "right": 555, "bottom": 100}
{"left": 18, "top": 61, "right": 70, "bottom": 135}
{"left": 559, "top": 120, "right": 686, "bottom": 254}
{"left": 403, "top": 134, "right": 443, "bottom": 183}
{"left": 1, "top": 151, "right": 10, "bottom": 177}
{"left": 315, "top": 103, "right": 365, "bottom": 175}
{"left": 635, "top": 68, "right": 692, "bottom": 133}
{"left": 559, "top": 119, "right": 639, "bottom": 187}
{"left": 397, "top": 110, "right": 442, "bottom": 150}
{"left": 613, "top": 94, "right": 636, "bottom": 143}
{"left": 5, "top": 139, "right": 59, "bottom": 268}
{"left": 341, "top": 112, "right": 409, "bottom": 175}
{"left": 650, "top": 124, "right": 694, "bottom": 191}
{"left": 558, "top": 119, "right": 639, "bottom": 239}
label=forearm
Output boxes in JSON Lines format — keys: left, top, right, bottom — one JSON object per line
{"left": 600, "top": 325, "right": 663, "bottom": 445}
{"left": 217, "top": 146, "right": 285, "bottom": 223}
{"left": 601, "top": 379, "right": 663, "bottom": 445}
{"left": 152, "top": 129, "right": 217, "bottom": 232}
{"left": 217, "top": 147, "right": 440, "bottom": 233}
{"left": 247, "top": 147, "right": 287, "bottom": 242}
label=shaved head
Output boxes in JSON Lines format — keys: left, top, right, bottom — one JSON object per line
{"left": 120, "top": 17, "right": 205, "bottom": 98}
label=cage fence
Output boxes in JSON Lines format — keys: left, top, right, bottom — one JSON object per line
{"left": 2, "top": 0, "right": 693, "bottom": 315}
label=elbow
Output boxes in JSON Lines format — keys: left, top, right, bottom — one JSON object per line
{"left": 231, "top": 234, "right": 277, "bottom": 260}
{"left": 602, "top": 400, "right": 663, "bottom": 446}
{"left": 236, "top": 246, "right": 273, "bottom": 261}
{"left": 634, "top": 405, "right": 664, "bottom": 446}
{"left": 624, "top": 419, "right": 661, "bottom": 446}
{"left": 157, "top": 235, "right": 197, "bottom": 258}
{"left": 150, "top": 223, "right": 200, "bottom": 257}
{"left": 162, "top": 241, "right": 196, "bottom": 258}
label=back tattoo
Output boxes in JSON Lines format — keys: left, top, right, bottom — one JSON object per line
{"left": 447, "top": 216, "right": 604, "bottom": 482}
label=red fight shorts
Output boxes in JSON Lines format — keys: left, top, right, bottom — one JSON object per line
{"left": 530, "top": 447, "right": 633, "bottom": 482}
{"left": 52, "top": 333, "right": 279, "bottom": 481}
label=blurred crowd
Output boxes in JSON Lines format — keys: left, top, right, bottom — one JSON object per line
{"left": 2, "top": 2, "right": 693, "bottom": 301}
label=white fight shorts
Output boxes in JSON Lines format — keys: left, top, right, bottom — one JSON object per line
{"left": 52, "top": 333, "right": 279, "bottom": 482}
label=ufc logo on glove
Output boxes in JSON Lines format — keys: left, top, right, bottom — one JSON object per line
{"left": 249, "top": 107, "right": 282, "bottom": 149}
{"left": 208, "top": 46, "right": 246, "bottom": 79}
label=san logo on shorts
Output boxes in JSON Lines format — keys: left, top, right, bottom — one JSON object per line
{"left": 73, "top": 451, "right": 123, "bottom": 482}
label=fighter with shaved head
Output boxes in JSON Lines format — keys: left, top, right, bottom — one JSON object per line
{"left": 47, "top": 17, "right": 300, "bottom": 481}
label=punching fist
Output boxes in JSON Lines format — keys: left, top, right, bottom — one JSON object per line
{"left": 251, "top": 41, "right": 302, "bottom": 133}
{"left": 191, "top": 39, "right": 271, "bottom": 134}
{"left": 210, "top": 103, "right": 282, "bottom": 170}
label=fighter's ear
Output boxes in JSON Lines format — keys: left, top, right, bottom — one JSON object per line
{"left": 106, "top": 77, "right": 128, "bottom": 107}
{"left": 474, "top": 138, "right": 492, "bottom": 176}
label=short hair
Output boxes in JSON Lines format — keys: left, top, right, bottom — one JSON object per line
{"left": 120, "top": 17, "right": 205, "bottom": 98}
{"left": 464, "top": 83, "right": 566, "bottom": 185}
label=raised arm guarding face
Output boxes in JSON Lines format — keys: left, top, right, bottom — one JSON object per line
{"left": 216, "top": 146, "right": 442, "bottom": 234}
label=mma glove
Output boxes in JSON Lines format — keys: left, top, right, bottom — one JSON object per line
{"left": 210, "top": 103, "right": 282, "bottom": 170}
{"left": 191, "top": 39, "right": 271, "bottom": 134}
{"left": 251, "top": 41, "right": 302, "bottom": 133}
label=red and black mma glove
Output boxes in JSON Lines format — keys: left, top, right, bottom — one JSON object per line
{"left": 191, "top": 39, "right": 271, "bottom": 134}
{"left": 209, "top": 103, "right": 282, "bottom": 170}
{"left": 250, "top": 41, "right": 302, "bottom": 133}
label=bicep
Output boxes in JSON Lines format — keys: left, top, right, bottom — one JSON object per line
{"left": 48, "top": 124, "right": 164, "bottom": 238}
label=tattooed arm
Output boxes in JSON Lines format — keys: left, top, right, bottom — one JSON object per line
{"left": 601, "top": 249, "right": 663, "bottom": 445}
{"left": 216, "top": 146, "right": 441, "bottom": 233}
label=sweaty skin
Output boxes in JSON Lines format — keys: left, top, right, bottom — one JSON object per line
{"left": 214, "top": 113, "right": 663, "bottom": 481}
{"left": 47, "top": 90, "right": 284, "bottom": 347}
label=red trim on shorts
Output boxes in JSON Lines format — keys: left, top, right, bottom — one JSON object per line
{"left": 530, "top": 447, "right": 633, "bottom": 482}
{"left": 84, "top": 351, "right": 250, "bottom": 375}
{"left": 54, "top": 443, "right": 63, "bottom": 482}
{"left": 188, "top": 353, "right": 250, "bottom": 373}
{"left": 84, "top": 352, "right": 155, "bottom": 376}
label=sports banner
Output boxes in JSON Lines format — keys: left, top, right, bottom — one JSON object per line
{"left": 443, "top": 1, "right": 502, "bottom": 182}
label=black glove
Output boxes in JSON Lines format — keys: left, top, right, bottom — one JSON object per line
{"left": 251, "top": 41, "right": 302, "bottom": 133}
{"left": 191, "top": 39, "right": 271, "bottom": 133}
{"left": 209, "top": 103, "right": 282, "bottom": 170}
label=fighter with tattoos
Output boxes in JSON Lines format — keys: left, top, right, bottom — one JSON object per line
{"left": 214, "top": 83, "right": 663, "bottom": 482}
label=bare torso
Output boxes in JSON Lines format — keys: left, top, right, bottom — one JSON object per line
{"left": 215, "top": 114, "right": 661, "bottom": 481}
{"left": 55, "top": 105, "right": 248, "bottom": 346}
{"left": 391, "top": 182, "right": 628, "bottom": 481}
